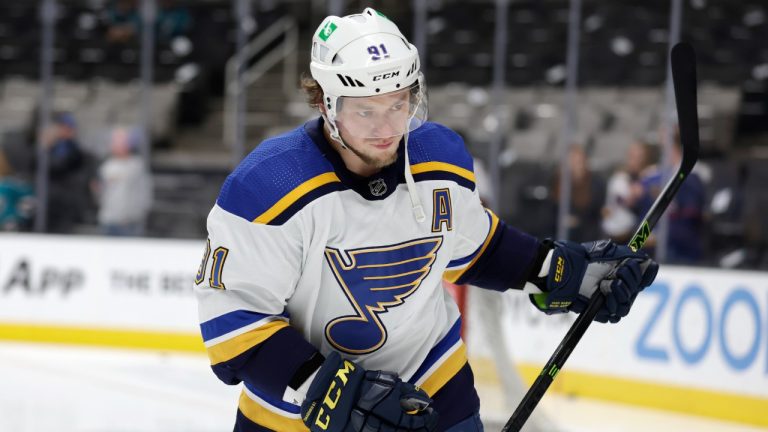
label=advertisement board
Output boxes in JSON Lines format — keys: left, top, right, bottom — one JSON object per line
{"left": 467, "top": 266, "right": 768, "bottom": 426}
{"left": 1, "top": 234, "right": 766, "bottom": 425}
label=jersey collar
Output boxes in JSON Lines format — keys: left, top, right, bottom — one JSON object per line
{"left": 304, "top": 117, "right": 405, "bottom": 201}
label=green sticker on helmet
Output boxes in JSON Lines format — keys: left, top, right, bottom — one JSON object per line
{"left": 318, "top": 21, "right": 337, "bottom": 41}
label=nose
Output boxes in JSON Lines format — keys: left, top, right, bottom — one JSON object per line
{"left": 369, "top": 114, "right": 405, "bottom": 139}
{"left": 369, "top": 119, "right": 397, "bottom": 138}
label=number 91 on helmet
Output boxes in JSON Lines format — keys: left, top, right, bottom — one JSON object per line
{"left": 309, "top": 8, "right": 428, "bottom": 142}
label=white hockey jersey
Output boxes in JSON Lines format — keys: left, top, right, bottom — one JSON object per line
{"left": 194, "top": 118, "right": 503, "bottom": 430}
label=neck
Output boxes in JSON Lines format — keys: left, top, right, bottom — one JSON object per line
{"left": 322, "top": 123, "right": 380, "bottom": 177}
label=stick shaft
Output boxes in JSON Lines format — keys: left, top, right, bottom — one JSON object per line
{"left": 502, "top": 42, "right": 699, "bottom": 432}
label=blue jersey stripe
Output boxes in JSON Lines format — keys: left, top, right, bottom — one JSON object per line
{"left": 409, "top": 318, "right": 462, "bottom": 384}
{"left": 447, "top": 224, "right": 487, "bottom": 268}
{"left": 413, "top": 171, "right": 475, "bottom": 190}
{"left": 447, "top": 211, "right": 492, "bottom": 268}
{"left": 235, "top": 410, "right": 274, "bottom": 432}
{"left": 429, "top": 363, "right": 480, "bottom": 430}
{"left": 200, "top": 310, "right": 289, "bottom": 342}
{"left": 244, "top": 382, "right": 302, "bottom": 414}
{"left": 267, "top": 180, "right": 345, "bottom": 225}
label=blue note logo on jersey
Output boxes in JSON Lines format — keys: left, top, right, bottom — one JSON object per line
{"left": 324, "top": 237, "right": 443, "bottom": 354}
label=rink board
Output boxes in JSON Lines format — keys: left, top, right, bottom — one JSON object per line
{"left": 469, "top": 266, "right": 768, "bottom": 427}
{"left": 0, "top": 233, "right": 766, "bottom": 426}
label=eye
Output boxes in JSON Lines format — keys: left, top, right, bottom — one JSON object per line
{"left": 390, "top": 103, "right": 405, "bottom": 111}
{"left": 357, "top": 111, "right": 372, "bottom": 118}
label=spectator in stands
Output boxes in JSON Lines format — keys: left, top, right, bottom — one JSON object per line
{"left": 105, "top": 0, "right": 190, "bottom": 44}
{"left": 156, "top": 0, "right": 191, "bottom": 42}
{"left": 93, "top": 127, "right": 153, "bottom": 236}
{"left": 602, "top": 140, "right": 653, "bottom": 243}
{"left": 635, "top": 130, "right": 705, "bottom": 264}
{"left": 0, "top": 150, "right": 34, "bottom": 231}
{"left": 43, "top": 112, "right": 87, "bottom": 233}
{"left": 551, "top": 145, "right": 606, "bottom": 242}
{"left": 105, "top": 0, "right": 141, "bottom": 43}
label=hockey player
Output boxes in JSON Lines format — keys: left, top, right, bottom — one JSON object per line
{"left": 194, "top": 8, "right": 658, "bottom": 432}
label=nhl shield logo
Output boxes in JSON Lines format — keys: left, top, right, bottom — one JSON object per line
{"left": 368, "top": 178, "right": 387, "bottom": 197}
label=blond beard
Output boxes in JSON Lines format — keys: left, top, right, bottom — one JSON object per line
{"left": 344, "top": 141, "right": 399, "bottom": 169}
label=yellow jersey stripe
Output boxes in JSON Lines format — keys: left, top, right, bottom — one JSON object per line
{"left": 419, "top": 343, "right": 468, "bottom": 396}
{"left": 238, "top": 390, "right": 307, "bottom": 432}
{"left": 253, "top": 172, "right": 341, "bottom": 224}
{"left": 207, "top": 320, "right": 288, "bottom": 365}
{"left": 443, "top": 209, "right": 499, "bottom": 283}
{"left": 410, "top": 162, "right": 476, "bottom": 183}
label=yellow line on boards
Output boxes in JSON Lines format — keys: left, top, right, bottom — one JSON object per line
{"left": 0, "top": 323, "right": 206, "bottom": 353}
{"left": 471, "top": 357, "right": 768, "bottom": 428}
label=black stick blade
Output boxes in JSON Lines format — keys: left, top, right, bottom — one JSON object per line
{"left": 671, "top": 42, "right": 700, "bottom": 173}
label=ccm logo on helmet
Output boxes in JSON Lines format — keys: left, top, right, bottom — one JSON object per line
{"left": 372, "top": 71, "right": 400, "bottom": 81}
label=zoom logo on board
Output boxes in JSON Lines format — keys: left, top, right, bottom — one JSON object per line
{"left": 636, "top": 282, "right": 765, "bottom": 373}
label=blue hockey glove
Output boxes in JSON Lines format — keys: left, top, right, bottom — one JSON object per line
{"left": 300, "top": 351, "right": 438, "bottom": 432}
{"left": 530, "top": 239, "right": 658, "bottom": 323}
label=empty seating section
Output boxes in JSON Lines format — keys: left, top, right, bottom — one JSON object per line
{"left": 0, "top": 1, "right": 289, "bottom": 152}
{"left": 420, "top": 0, "right": 764, "bottom": 87}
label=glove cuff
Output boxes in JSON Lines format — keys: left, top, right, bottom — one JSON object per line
{"left": 532, "top": 240, "right": 589, "bottom": 314}
{"left": 284, "top": 351, "right": 325, "bottom": 405}
{"left": 525, "top": 239, "right": 555, "bottom": 291}
{"left": 289, "top": 351, "right": 325, "bottom": 389}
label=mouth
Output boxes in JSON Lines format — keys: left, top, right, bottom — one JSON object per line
{"left": 372, "top": 139, "right": 395, "bottom": 149}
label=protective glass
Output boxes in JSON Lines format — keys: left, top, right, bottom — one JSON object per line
{"left": 335, "top": 79, "right": 428, "bottom": 140}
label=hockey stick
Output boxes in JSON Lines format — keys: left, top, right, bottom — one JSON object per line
{"left": 501, "top": 42, "right": 700, "bottom": 432}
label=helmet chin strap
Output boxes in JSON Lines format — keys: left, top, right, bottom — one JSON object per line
{"left": 404, "top": 82, "right": 427, "bottom": 223}
{"left": 403, "top": 128, "right": 426, "bottom": 222}
{"left": 321, "top": 106, "right": 348, "bottom": 150}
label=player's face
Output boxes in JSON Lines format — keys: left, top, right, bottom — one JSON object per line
{"left": 335, "top": 89, "right": 411, "bottom": 169}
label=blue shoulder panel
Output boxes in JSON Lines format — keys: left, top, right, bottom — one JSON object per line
{"left": 408, "top": 122, "right": 475, "bottom": 190}
{"left": 216, "top": 126, "right": 341, "bottom": 224}
{"left": 408, "top": 122, "right": 474, "bottom": 170}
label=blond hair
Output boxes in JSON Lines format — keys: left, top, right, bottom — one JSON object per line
{"left": 300, "top": 73, "right": 324, "bottom": 110}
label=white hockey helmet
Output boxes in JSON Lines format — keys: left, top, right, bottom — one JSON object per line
{"left": 309, "top": 8, "right": 427, "bottom": 142}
